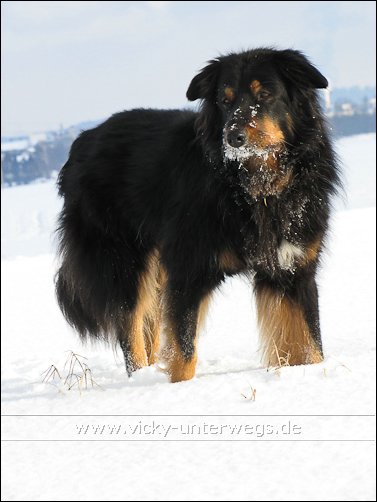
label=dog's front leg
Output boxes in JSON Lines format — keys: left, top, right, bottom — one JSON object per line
{"left": 254, "top": 271, "right": 324, "bottom": 367}
{"left": 164, "top": 287, "right": 211, "bottom": 383}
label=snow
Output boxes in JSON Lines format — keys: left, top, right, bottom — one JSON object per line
{"left": 15, "top": 152, "right": 30, "bottom": 163}
{"left": 1, "top": 181, "right": 62, "bottom": 258}
{"left": 335, "top": 133, "right": 377, "bottom": 210}
{"left": 223, "top": 141, "right": 277, "bottom": 162}
{"left": 1, "top": 133, "right": 48, "bottom": 152}
{"left": 1, "top": 139, "right": 29, "bottom": 152}
{"left": 1, "top": 134, "right": 376, "bottom": 501}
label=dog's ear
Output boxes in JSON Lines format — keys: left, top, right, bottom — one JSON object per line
{"left": 276, "top": 50, "right": 328, "bottom": 89}
{"left": 186, "top": 59, "right": 221, "bottom": 101}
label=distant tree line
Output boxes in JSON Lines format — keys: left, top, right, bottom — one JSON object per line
{"left": 1, "top": 134, "right": 74, "bottom": 186}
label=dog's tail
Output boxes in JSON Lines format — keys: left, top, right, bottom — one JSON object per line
{"left": 54, "top": 200, "right": 143, "bottom": 343}
{"left": 55, "top": 261, "right": 100, "bottom": 340}
{"left": 54, "top": 198, "right": 117, "bottom": 341}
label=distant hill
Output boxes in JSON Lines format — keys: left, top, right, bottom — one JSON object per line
{"left": 1, "top": 120, "right": 101, "bottom": 186}
{"left": 330, "top": 113, "right": 376, "bottom": 137}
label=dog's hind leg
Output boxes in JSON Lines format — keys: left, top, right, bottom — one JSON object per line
{"left": 118, "top": 250, "right": 166, "bottom": 373}
{"left": 141, "top": 251, "right": 167, "bottom": 365}
{"left": 119, "top": 311, "right": 149, "bottom": 376}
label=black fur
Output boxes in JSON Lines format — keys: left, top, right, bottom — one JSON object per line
{"left": 56, "top": 48, "right": 340, "bottom": 378}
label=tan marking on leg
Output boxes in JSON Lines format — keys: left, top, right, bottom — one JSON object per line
{"left": 138, "top": 251, "right": 161, "bottom": 318}
{"left": 144, "top": 263, "right": 168, "bottom": 365}
{"left": 139, "top": 250, "right": 167, "bottom": 365}
{"left": 127, "top": 310, "right": 148, "bottom": 371}
{"left": 163, "top": 293, "right": 211, "bottom": 383}
{"left": 256, "top": 284, "right": 323, "bottom": 367}
{"left": 163, "top": 319, "right": 198, "bottom": 383}
{"left": 144, "top": 313, "right": 161, "bottom": 365}
{"left": 126, "top": 250, "right": 167, "bottom": 369}
{"left": 197, "top": 293, "right": 213, "bottom": 333}
{"left": 167, "top": 336, "right": 198, "bottom": 383}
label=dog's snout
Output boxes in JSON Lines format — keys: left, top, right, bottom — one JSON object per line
{"left": 226, "top": 129, "right": 247, "bottom": 148}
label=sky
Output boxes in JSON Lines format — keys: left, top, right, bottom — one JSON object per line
{"left": 1, "top": 0, "right": 376, "bottom": 136}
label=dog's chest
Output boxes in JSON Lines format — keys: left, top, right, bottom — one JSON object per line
{"left": 276, "top": 239, "right": 304, "bottom": 270}
{"left": 246, "top": 236, "right": 304, "bottom": 275}
{"left": 240, "top": 197, "right": 309, "bottom": 274}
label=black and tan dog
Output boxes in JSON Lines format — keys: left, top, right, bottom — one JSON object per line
{"left": 56, "top": 48, "right": 340, "bottom": 382}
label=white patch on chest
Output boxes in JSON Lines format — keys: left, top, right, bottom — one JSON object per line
{"left": 277, "top": 240, "right": 304, "bottom": 271}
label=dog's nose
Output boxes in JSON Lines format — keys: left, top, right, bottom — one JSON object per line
{"left": 226, "top": 130, "right": 246, "bottom": 148}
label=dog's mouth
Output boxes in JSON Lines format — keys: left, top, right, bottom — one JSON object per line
{"left": 223, "top": 142, "right": 282, "bottom": 163}
{"left": 222, "top": 138, "right": 287, "bottom": 175}
{"left": 222, "top": 140, "right": 291, "bottom": 199}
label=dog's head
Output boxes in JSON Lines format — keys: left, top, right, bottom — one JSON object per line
{"left": 187, "top": 48, "right": 328, "bottom": 198}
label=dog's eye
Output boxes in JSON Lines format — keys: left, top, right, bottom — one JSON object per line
{"left": 258, "top": 90, "right": 272, "bottom": 100}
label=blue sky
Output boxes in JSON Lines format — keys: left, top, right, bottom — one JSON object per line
{"left": 1, "top": 1, "right": 376, "bottom": 136}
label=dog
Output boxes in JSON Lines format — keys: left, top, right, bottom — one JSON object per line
{"left": 56, "top": 48, "right": 340, "bottom": 382}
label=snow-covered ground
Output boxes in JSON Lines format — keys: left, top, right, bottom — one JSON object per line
{"left": 1, "top": 134, "right": 376, "bottom": 501}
